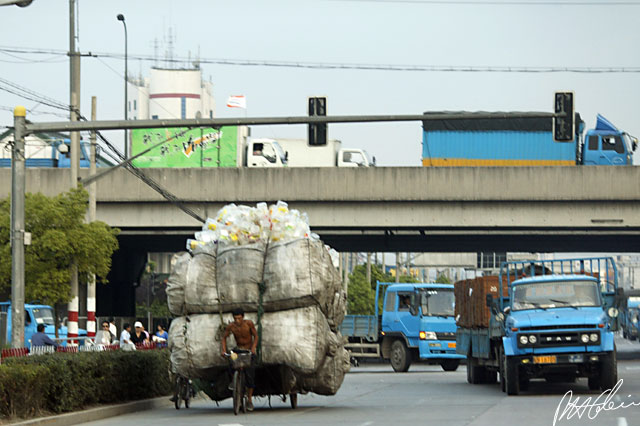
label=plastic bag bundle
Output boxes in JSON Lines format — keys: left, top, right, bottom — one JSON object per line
{"left": 189, "top": 201, "right": 312, "bottom": 250}
{"left": 166, "top": 252, "right": 191, "bottom": 316}
{"left": 168, "top": 200, "right": 349, "bottom": 396}
{"left": 168, "top": 306, "right": 333, "bottom": 378}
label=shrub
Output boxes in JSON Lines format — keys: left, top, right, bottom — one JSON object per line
{"left": 0, "top": 349, "right": 171, "bottom": 419}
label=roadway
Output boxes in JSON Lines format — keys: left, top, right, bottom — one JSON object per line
{"left": 82, "top": 338, "right": 640, "bottom": 426}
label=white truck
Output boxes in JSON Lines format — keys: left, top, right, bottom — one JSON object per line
{"left": 243, "top": 138, "right": 289, "bottom": 167}
{"left": 250, "top": 138, "right": 374, "bottom": 168}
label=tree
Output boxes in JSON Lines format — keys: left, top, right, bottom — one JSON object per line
{"left": 0, "top": 187, "right": 119, "bottom": 307}
{"left": 346, "top": 263, "right": 417, "bottom": 314}
{"left": 435, "top": 273, "right": 451, "bottom": 284}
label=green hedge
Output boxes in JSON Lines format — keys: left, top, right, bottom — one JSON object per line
{"left": 0, "top": 349, "right": 171, "bottom": 419}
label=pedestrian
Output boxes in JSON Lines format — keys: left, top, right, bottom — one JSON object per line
{"left": 130, "top": 321, "right": 149, "bottom": 345}
{"left": 120, "top": 322, "right": 134, "bottom": 350}
{"left": 31, "top": 323, "right": 58, "bottom": 349}
{"left": 108, "top": 317, "right": 117, "bottom": 341}
{"left": 154, "top": 324, "right": 168, "bottom": 343}
{"left": 96, "top": 320, "right": 113, "bottom": 345}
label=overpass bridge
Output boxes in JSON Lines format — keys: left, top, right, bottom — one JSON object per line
{"left": 2, "top": 166, "right": 639, "bottom": 253}
{"left": 3, "top": 166, "right": 640, "bottom": 315}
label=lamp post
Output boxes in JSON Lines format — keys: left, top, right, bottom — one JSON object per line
{"left": 117, "top": 14, "right": 128, "bottom": 158}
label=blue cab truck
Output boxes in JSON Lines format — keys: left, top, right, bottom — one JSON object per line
{"left": 422, "top": 112, "right": 637, "bottom": 167}
{"left": 0, "top": 302, "right": 86, "bottom": 347}
{"left": 340, "top": 282, "right": 465, "bottom": 372}
{"left": 457, "top": 257, "right": 623, "bottom": 395}
{"left": 621, "top": 290, "right": 640, "bottom": 341}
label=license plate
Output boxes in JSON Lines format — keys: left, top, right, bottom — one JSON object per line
{"left": 533, "top": 355, "right": 557, "bottom": 364}
{"left": 448, "top": 342, "right": 456, "bottom": 348}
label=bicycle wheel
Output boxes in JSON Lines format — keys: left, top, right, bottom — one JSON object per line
{"left": 233, "top": 371, "right": 244, "bottom": 415}
{"left": 174, "top": 377, "right": 183, "bottom": 410}
{"left": 183, "top": 380, "right": 191, "bottom": 409}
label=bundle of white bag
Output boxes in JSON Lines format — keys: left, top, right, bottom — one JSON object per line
{"left": 167, "top": 201, "right": 350, "bottom": 396}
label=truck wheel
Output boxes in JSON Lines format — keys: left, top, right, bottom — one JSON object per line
{"left": 600, "top": 350, "right": 618, "bottom": 391}
{"left": 623, "top": 329, "right": 628, "bottom": 339}
{"left": 466, "top": 358, "right": 484, "bottom": 384}
{"left": 390, "top": 340, "right": 411, "bottom": 372}
{"left": 441, "top": 360, "right": 460, "bottom": 372}
{"left": 505, "top": 357, "right": 520, "bottom": 395}
{"left": 484, "top": 370, "right": 497, "bottom": 384}
{"left": 588, "top": 375, "right": 601, "bottom": 391}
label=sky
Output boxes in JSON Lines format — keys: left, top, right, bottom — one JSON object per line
{"left": 1, "top": 0, "right": 639, "bottom": 166}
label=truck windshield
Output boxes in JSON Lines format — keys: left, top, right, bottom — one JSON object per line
{"left": 512, "top": 280, "right": 600, "bottom": 311}
{"left": 419, "top": 289, "right": 454, "bottom": 317}
{"left": 32, "top": 308, "right": 55, "bottom": 325}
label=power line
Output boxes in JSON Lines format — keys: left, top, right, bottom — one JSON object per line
{"left": 328, "top": 0, "right": 640, "bottom": 4}
{"left": 1, "top": 46, "right": 639, "bottom": 74}
{"left": 0, "top": 75, "right": 205, "bottom": 223}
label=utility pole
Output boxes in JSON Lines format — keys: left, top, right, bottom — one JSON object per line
{"left": 395, "top": 252, "right": 400, "bottom": 283}
{"left": 366, "top": 253, "right": 372, "bottom": 286}
{"left": 86, "top": 96, "right": 97, "bottom": 339}
{"left": 68, "top": 0, "right": 81, "bottom": 343}
{"left": 10, "top": 106, "right": 26, "bottom": 348}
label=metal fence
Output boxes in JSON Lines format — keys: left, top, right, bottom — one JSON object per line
{"left": 1, "top": 341, "right": 166, "bottom": 362}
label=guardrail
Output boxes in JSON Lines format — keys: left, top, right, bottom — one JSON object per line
{"left": 1, "top": 341, "right": 166, "bottom": 362}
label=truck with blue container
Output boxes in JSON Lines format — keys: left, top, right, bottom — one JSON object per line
{"left": 621, "top": 290, "right": 640, "bottom": 341}
{"left": 422, "top": 112, "right": 636, "bottom": 167}
{"left": 339, "top": 281, "right": 465, "bottom": 372}
{"left": 0, "top": 302, "right": 86, "bottom": 348}
{"left": 456, "top": 257, "right": 623, "bottom": 395}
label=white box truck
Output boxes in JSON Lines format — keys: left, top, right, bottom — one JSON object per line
{"left": 253, "top": 138, "right": 374, "bottom": 167}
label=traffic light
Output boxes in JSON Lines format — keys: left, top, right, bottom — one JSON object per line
{"left": 308, "top": 96, "right": 327, "bottom": 146}
{"left": 553, "top": 92, "right": 575, "bottom": 142}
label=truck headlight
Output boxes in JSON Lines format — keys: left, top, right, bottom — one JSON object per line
{"left": 633, "top": 318, "right": 638, "bottom": 324}
{"left": 581, "top": 334, "right": 590, "bottom": 343}
{"left": 528, "top": 335, "right": 537, "bottom": 344}
{"left": 420, "top": 331, "right": 437, "bottom": 340}
{"left": 589, "top": 333, "right": 599, "bottom": 342}
{"left": 519, "top": 335, "right": 529, "bottom": 345}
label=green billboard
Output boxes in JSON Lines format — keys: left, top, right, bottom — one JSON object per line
{"left": 131, "top": 126, "right": 238, "bottom": 168}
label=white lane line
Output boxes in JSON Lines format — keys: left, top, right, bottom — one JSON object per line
{"left": 219, "top": 424, "right": 244, "bottom": 426}
{"left": 625, "top": 366, "right": 640, "bottom": 370}
{"left": 617, "top": 417, "right": 628, "bottom": 426}
{"left": 360, "top": 422, "right": 374, "bottom": 426}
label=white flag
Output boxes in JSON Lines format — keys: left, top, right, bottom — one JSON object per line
{"left": 226, "top": 95, "right": 246, "bottom": 109}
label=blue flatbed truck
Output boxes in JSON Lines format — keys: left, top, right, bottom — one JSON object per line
{"left": 340, "top": 282, "right": 465, "bottom": 372}
{"left": 0, "top": 302, "right": 86, "bottom": 347}
{"left": 456, "top": 257, "right": 623, "bottom": 395}
{"left": 621, "top": 290, "right": 640, "bottom": 341}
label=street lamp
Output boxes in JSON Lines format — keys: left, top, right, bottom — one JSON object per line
{"left": 117, "top": 14, "right": 128, "bottom": 158}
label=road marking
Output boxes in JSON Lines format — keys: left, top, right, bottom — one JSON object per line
{"left": 625, "top": 366, "right": 640, "bottom": 370}
{"left": 219, "top": 424, "right": 244, "bottom": 426}
{"left": 360, "top": 422, "right": 374, "bottom": 426}
{"left": 617, "top": 417, "right": 628, "bottom": 426}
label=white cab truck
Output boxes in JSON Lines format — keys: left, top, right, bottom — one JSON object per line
{"left": 249, "top": 138, "right": 374, "bottom": 167}
{"left": 243, "top": 138, "right": 288, "bottom": 167}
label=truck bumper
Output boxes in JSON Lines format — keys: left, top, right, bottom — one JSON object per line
{"left": 419, "top": 340, "right": 466, "bottom": 360}
{"left": 510, "top": 352, "right": 609, "bottom": 379}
